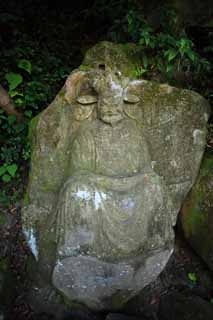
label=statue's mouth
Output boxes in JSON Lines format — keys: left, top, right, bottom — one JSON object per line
{"left": 104, "top": 112, "right": 116, "bottom": 116}
{"left": 102, "top": 111, "right": 121, "bottom": 117}
{"left": 100, "top": 112, "right": 123, "bottom": 124}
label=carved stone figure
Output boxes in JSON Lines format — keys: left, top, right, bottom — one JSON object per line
{"left": 22, "top": 42, "right": 210, "bottom": 311}
{"left": 51, "top": 71, "right": 174, "bottom": 309}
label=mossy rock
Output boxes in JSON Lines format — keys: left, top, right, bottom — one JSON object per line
{"left": 181, "top": 153, "right": 213, "bottom": 270}
{"left": 82, "top": 41, "right": 141, "bottom": 79}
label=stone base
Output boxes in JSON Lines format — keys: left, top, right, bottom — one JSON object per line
{"left": 52, "top": 248, "right": 173, "bottom": 311}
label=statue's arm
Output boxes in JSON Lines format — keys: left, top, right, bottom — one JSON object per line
{"left": 69, "top": 127, "right": 96, "bottom": 174}
{"left": 139, "top": 129, "right": 153, "bottom": 172}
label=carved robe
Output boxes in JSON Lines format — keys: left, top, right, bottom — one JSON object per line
{"left": 55, "top": 118, "right": 173, "bottom": 259}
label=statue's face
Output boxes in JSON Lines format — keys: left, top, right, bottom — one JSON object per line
{"left": 97, "top": 96, "right": 124, "bottom": 124}
{"left": 75, "top": 71, "right": 141, "bottom": 123}
{"left": 75, "top": 92, "right": 141, "bottom": 124}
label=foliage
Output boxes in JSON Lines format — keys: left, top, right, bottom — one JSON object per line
{"left": 110, "top": 6, "right": 212, "bottom": 90}
{"left": 5, "top": 72, "right": 23, "bottom": 92}
{"left": 0, "top": 21, "right": 71, "bottom": 206}
{"left": 0, "top": 163, "right": 17, "bottom": 182}
{"left": 188, "top": 272, "right": 197, "bottom": 284}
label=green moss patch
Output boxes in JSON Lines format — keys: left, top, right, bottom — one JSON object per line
{"left": 181, "top": 153, "right": 213, "bottom": 269}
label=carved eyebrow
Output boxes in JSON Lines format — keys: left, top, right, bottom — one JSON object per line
{"left": 123, "top": 94, "right": 140, "bottom": 104}
{"left": 76, "top": 95, "right": 98, "bottom": 105}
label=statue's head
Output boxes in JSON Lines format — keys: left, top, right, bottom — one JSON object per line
{"left": 65, "top": 67, "right": 142, "bottom": 125}
{"left": 93, "top": 70, "right": 125, "bottom": 124}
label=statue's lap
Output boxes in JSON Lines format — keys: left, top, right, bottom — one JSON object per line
{"left": 52, "top": 170, "right": 173, "bottom": 310}
{"left": 55, "top": 171, "right": 168, "bottom": 258}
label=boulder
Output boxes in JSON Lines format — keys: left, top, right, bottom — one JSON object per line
{"left": 22, "top": 41, "right": 210, "bottom": 311}
{"left": 181, "top": 153, "right": 213, "bottom": 270}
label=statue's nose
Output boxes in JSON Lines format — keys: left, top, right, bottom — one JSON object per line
{"left": 98, "top": 100, "right": 123, "bottom": 115}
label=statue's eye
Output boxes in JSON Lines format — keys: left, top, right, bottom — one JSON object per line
{"left": 77, "top": 95, "right": 98, "bottom": 105}
{"left": 123, "top": 94, "right": 140, "bottom": 104}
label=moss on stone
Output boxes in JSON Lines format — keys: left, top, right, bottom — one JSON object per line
{"left": 23, "top": 191, "right": 30, "bottom": 206}
{"left": 82, "top": 41, "right": 141, "bottom": 79}
{"left": 182, "top": 186, "right": 206, "bottom": 237}
{"left": 79, "top": 65, "right": 92, "bottom": 72}
{"left": 200, "top": 156, "right": 213, "bottom": 178}
{"left": 28, "top": 114, "right": 40, "bottom": 145}
{"left": 181, "top": 153, "right": 213, "bottom": 269}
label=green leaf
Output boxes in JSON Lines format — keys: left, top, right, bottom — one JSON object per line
{"left": 165, "top": 49, "right": 177, "bottom": 62}
{"left": 6, "top": 164, "right": 18, "bottom": 177}
{"left": 8, "top": 115, "right": 16, "bottom": 126}
{"left": 0, "top": 166, "right": 7, "bottom": 176}
{"left": 24, "top": 110, "right": 33, "bottom": 118}
{"left": 2, "top": 174, "right": 11, "bottom": 183}
{"left": 142, "top": 54, "right": 148, "bottom": 69}
{"left": 187, "top": 50, "right": 196, "bottom": 62}
{"left": 166, "top": 64, "right": 174, "bottom": 73}
{"left": 14, "top": 98, "right": 24, "bottom": 106}
{"left": 134, "top": 66, "right": 147, "bottom": 77}
{"left": 188, "top": 272, "right": 197, "bottom": 283}
{"left": 17, "top": 59, "right": 32, "bottom": 74}
{"left": 178, "top": 38, "right": 192, "bottom": 56}
{"left": 5, "top": 72, "right": 23, "bottom": 91}
{"left": 9, "top": 90, "right": 24, "bottom": 98}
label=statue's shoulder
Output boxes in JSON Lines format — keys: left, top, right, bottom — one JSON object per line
{"left": 73, "top": 119, "right": 99, "bottom": 142}
{"left": 120, "top": 118, "right": 144, "bottom": 137}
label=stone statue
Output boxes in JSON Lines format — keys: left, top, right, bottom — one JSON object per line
{"left": 22, "top": 42, "right": 210, "bottom": 312}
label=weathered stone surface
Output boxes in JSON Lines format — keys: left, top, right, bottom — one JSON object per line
{"left": 22, "top": 41, "right": 210, "bottom": 311}
{"left": 181, "top": 153, "right": 213, "bottom": 270}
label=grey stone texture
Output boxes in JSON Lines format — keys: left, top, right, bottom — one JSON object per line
{"left": 22, "top": 42, "right": 210, "bottom": 311}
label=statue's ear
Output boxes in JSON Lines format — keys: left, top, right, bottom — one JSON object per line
{"left": 64, "top": 71, "right": 88, "bottom": 104}
{"left": 73, "top": 105, "right": 95, "bottom": 121}
{"left": 123, "top": 94, "right": 143, "bottom": 121}
{"left": 74, "top": 95, "right": 97, "bottom": 121}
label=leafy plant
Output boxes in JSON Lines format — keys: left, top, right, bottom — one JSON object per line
{"left": 0, "top": 28, "right": 71, "bottom": 207}
{"left": 5, "top": 72, "right": 23, "bottom": 92}
{"left": 0, "top": 163, "right": 18, "bottom": 182}
{"left": 17, "top": 59, "right": 32, "bottom": 74}
{"left": 188, "top": 272, "right": 197, "bottom": 284}
{"left": 110, "top": 6, "right": 212, "bottom": 85}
